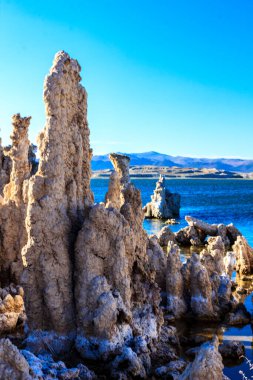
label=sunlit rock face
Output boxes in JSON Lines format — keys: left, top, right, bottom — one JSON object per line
{"left": 0, "top": 114, "right": 31, "bottom": 284}
{"left": 21, "top": 51, "right": 94, "bottom": 333}
{"left": 233, "top": 236, "right": 253, "bottom": 277}
{"left": 143, "top": 175, "right": 180, "bottom": 219}
{"left": 0, "top": 140, "right": 12, "bottom": 196}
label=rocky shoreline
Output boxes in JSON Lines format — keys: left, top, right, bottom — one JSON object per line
{"left": 0, "top": 51, "right": 252, "bottom": 379}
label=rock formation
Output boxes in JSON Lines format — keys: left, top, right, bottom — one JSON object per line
{"left": 0, "top": 140, "right": 12, "bottom": 196}
{"left": 75, "top": 152, "right": 163, "bottom": 376}
{"left": 166, "top": 242, "right": 187, "bottom": 318}
{"left": 21, "top": 51, "right": 94, "bottom": 333}
{"left": 233, "top": 236, "right": 253, "bottom": 277}
{"left": 0, "top": 51, "right": 243, "bottom": 379}
{"left": 200, "top": 236, "right": 226, "bottom": 276}
{"left": 0, "top": 114, "right": 31, "bottom": 284}
{"left": 0, "top": 338, "right": 96, "bottom": 380}
{"left": 180, "top": 337, "right": 224, "bottom": 380}
{"left": 166, "top": 243, "right": 237, "bottom": 321}
{"left": 176, "top": 216, "right": 242, "bottom": 248}
{"left": 0, "top": 284, "right": 25, "bottom": 333}
{"left": 143, "top": 175, "right": 180, "bottom": 219}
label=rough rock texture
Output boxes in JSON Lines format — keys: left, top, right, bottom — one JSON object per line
{"left": 143, "top": 175, "right": 180, "bottom": 219}
{"left": 0, "top": 140, "right": 12, "bottom": 196}
{"left": 224, "top": 251, "right": 236, "bottom": 277}
{"left": 0, "top": 114, "right": 31, "bottom": 284}
{"left": 200, "top": 236, "right": 226, "bottom": 276}
{"left": 147, "top": 236, "right": 166, "bottom": 290}
{"left": 179, "top": 216, "right": 242, "bottom": 248}
{"left": 0, "top": 284, "right": 25, "bottom": 333}
{"left": 180, "top": 337, "right": 224, "bottom": 380}
{"left": 0, "top": 339, "right": 32, "bottom": 380}
{"left": 233, "top": 236, "right": 253, "bottom": 277}
{"left": 0, "top": 338, "right": 96, "bottom": 380}
{"left": 3, "top": 114, "right": 31, "bottom": 205}
{"left": 175, "top": 226, "right": 206, "bottom": 247}
{"left": 21, "top": 51, "right": 94, "bottom": 333}
{"left": 166, "top": 242, "right": 187, "bottom": 318}
{"left": 75, "top": 153, "right": 163, "bottom": 375}
{"left": 165, "top": 242, "right": 236, "bottom": 321}
{"left": 219, "top": 340, "right": 245, "bottom": 360}
{"left": 156, "top": 226, "right": 175, "bottom": 248}
{"left": 105, "top": 170, "right": 121, "bottom": 209}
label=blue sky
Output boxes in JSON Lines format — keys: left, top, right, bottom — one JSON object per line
{"left": 1, "top": 0, "right": 253, "bottom": 158}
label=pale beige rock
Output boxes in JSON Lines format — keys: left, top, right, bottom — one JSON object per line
{"left": 143, "top": 175, "right": 180, "bottom": 219}
{"left": 200, "top": 236, "right": 226, "bottom": 275}
{"left": 156, "top": 226, "right": 175, "bottom": 248}
{"left": 180, "top": 336, "right": 224, "bottom": 380}
{"left": 147, "top": 236, "right": 166, "bottom": 290}
{"left": 233, "top": 236, "right": 253, "bottom": 276}
{"left": 166, "top": 242, "right": 187, "bottom": 317}
{"left": 109, "top": 153, "right": 130, "bottom": 187}
{"left": 0, "top": 140, "right": 12, "bottom": 196}
{"left": 3, "top": 114, "right": 31, "bottom": 205}
{"left": 21, "top": 51, "right": 93, "bottom": 333}
{"left": 185, "top": 215, "right": 218, "bottom": 236}
{"left": 105, "top": 170, "right": 122, "bottom": 209}
{"left": 0, "top": 114, "right": 31, "bottom": 283}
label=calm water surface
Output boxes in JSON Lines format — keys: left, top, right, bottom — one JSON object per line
{"left": 91, "top": 178, "right": 253, "bottom": 379}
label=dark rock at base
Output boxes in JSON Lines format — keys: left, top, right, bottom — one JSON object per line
{"left": 219, "top": 340, "right": 245, "bottom": 361}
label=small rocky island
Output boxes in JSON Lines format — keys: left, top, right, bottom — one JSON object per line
{"left": 0, "top": 51, "right": 252, "bottom": 379}
{"left": 143, "top": 175, "right": 180, "bottom": 219}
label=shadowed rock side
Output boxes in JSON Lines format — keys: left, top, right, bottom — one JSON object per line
{"left": 21, "top": 51, "right": 94, "bottom": 333}
{"left": 143, "top": 175, "right": 180, "bottom": 219}
{"left": 75, "top": 153, "right": 163, "bottom": 377}
{"left": 0, "top": 114, "right": 31, "bottom": 284}
{"left": 0, "top": 140, "right": 12, "bottom": 196}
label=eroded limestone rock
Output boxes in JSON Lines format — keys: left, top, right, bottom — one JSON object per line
{"left": 166, "top": 242, "right": 187, "bottom": 318}
{"left": 233, "top": 236, "right": 253, "bottom": 277}
{"left": 0, "top": 114, "right": 32, "bottom": 284}
{"left": 75, "top": 153, "right": 163, "bottom": 369}
{"left": 0, "top": 140, "right": 12, "bottom": 196}
{"left": 21, "top": 51, "right": 94, "bottom": 333}
{"left": 143, "top": 175, "right": 180, "bottom": 219}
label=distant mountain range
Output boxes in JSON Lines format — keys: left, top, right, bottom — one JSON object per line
{"left": 92, "top": 151, "right": 253, "bottom": 173}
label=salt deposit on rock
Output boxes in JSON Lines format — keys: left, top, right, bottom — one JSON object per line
{"left": 143, "top": 175, "right": 180, "bottom": 219}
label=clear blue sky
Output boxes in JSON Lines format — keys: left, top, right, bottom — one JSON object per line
{"left": 1, "top": 0, "right": 253, "bottom": 158}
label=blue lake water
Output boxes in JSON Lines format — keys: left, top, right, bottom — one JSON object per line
{"left": 91, "top": 178, "right": 253, "bottom": 379}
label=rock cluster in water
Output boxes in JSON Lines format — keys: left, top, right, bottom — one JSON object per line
{"left": 143, "top": 174, "right": 180, "bottom": 219}
{"left": 0, "top": 51, "right": 252, "bottom": 379}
